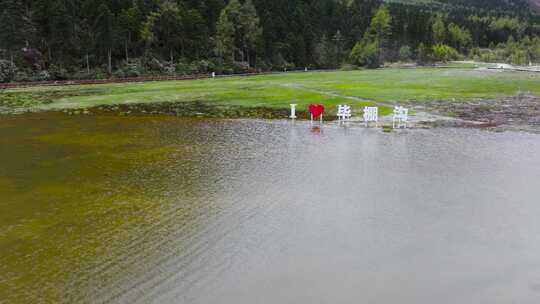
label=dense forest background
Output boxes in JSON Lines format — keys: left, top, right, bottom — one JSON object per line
{"left": 1, "top": 0, "right": 540, "bottom": 82}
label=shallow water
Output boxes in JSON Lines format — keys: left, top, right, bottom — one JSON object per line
{"left": 1, "top": 114, "right": 540, "bottom": 303}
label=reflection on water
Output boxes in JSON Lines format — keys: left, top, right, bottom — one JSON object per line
{"left": 1, "top": 113, "right": 540, "bottom": 303}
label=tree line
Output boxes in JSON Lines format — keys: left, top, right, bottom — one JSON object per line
{"left": 1, "top": 0, "right": 540, "bottom": 82}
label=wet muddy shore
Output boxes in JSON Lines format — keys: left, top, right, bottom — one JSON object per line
{"left": 410, "top": 94, "right": 540, "bottom": 133}
{"left": 2, "top": 96, "right": 539, "bottom": 133}
{"left": 55, "top": 102, "right": 304, "bottom": 120}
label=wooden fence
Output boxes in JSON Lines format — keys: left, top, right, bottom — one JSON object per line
{"left": 0, "top": 69, "right": 328, "bottom": 90}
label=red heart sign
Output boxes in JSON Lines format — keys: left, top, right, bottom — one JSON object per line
{"left": 308, "top": 104, "right": 325, "bottom": 118}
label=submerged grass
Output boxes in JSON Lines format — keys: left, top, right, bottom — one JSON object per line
{"left": 0, "top": 114, "right": 206, "bottom": 303}
{"left": 2, "top": 67, "right": 539, "bottom": 117}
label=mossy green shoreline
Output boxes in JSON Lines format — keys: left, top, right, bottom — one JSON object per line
{"left": 1, "top": 67, "right": 539, "bottom": 118}
{"left": 58, "top": 102, "right": 310, "bottom": 120}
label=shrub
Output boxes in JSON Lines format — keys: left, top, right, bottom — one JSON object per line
{"left": 416, "top": 43, "right": 432, "bottom": 65}
{"left": 188, "top": 62, "right": 200, "bottom": 74}
{"left": 350, "top": 39, "right": 379, "bottom": 68}
{"left": 48, "top": 65, "right": 69, "bottom": 80}
{"left": 114, "top": 62, "right": 144, "bottom": 78}
{"left": 126, "top": 65, "right": 143, "bottom": 77}
{"left": 480, "top": 51, "right": 498, "bottom": 63}
{"left": 72, "top": 70, "right": 90, "bottom": 80}
{"left": 431, "top": 44, "right": 460, "bottom": 62}
{"left": 14, "top": 70, "right": 32, "bottom": 82}
{"left": 340, "top": 64, "right": 359, "bottom": 71}
{"left": 72, "top": 68, "right": 108, "bottom": 80}
{"left": 210, "top": 62, "right": 232, "bottom": 75}
{"left": 92, "top": 69, "right": 108, "bottom": 80}
{"left": 195, "top": 60, "right": 210, "bottom": 73}
{"left": 271, "top": 53, "right": 295, "bottom": 71}
{"left": 175, "top": 61, "right": 191, "bottom": 75}
{"left": 282, "top": 62, "right": 296, "bottom": 71}
{"left": 508, "top": 50, "right": 529, "bottom": 65}
{"left": 220, "top": 64, "right": 234, "bottom": 75}
{"left": 112, "top": 69, "right": 125, "bottom": 78}
{"left": 162, "top": 61, "right": 176, "bottom": 75}
{"left": 529, "top": 37, "right": 540, "bottom": 62}
{"left": 0, "top": 60, "right": 16, "bottom": 83}
{"left": 146, "top": 57, "right": 164, "bottom": 73}
{"left": 254, "top": 59, "right": 270, "bottom": 72}
{"left": 399, "top": 45, "right": 412, "bottom": 61}
{"left": 232, "top": 61, "right": 250, "bottom": 74}
{"left": 32, "top": 70, "right": 51, "bottom": 81}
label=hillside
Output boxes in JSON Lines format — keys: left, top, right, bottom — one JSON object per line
{"left": 385, "top": 0, "right": 538, "bottom": 14}
{"left": 1, "top": 0, "right": 539, "bottom": 82}
{"left": 529, "top": 0, "right": 540, "bottom": 12}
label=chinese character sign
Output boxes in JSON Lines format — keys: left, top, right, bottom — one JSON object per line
{"left": 393, "top": 106, "right": 409, "bottom": 129}
{"left": 363, "top": 107, "right": 378, "bottom": 126}
{"left": 337, "top": 105, "right": 352, "bottom": 121}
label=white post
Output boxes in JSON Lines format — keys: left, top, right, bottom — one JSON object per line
{"left": 211, "top": 72, "right": 216, "bottom": 78}
{"left": 290, "top": 104, "right": 297, "bottom": 119}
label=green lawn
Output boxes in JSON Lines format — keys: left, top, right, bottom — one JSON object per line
{"left": 2, "top": 67, "right": 540, "bottom": 116}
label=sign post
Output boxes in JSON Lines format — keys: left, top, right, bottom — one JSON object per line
{"left": 337, "top": 105, "right": 352, "bottom": 122}
{"left": 392, "top": 106, "right": 409, "bottom": 129}
{"left": 363, "top": 107, "right": 379, "bottom": 127}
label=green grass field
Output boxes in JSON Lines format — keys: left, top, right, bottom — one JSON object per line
{"left": 2, "top": 67, "right": 540, "bottom": 116}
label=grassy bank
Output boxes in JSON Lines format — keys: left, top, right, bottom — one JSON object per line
{"left": 1, "top": 67, "right": 539, "bottom": 117}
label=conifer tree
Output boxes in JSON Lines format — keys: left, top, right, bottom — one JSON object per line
{"left": 95, "top": 3, "right": 116, "bottom": 74}
{"left": 432, "top": 14, "right": 446, "bottom": 44}
{"left": 215, "top": 8, "right": 235, "bottom": 63}
{"left": 0, "top": 0, "right": 35, "bottom": 63}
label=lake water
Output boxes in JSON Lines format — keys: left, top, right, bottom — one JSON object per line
{"left": 1, "top": 113, "right": 540, "bottom": 303}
